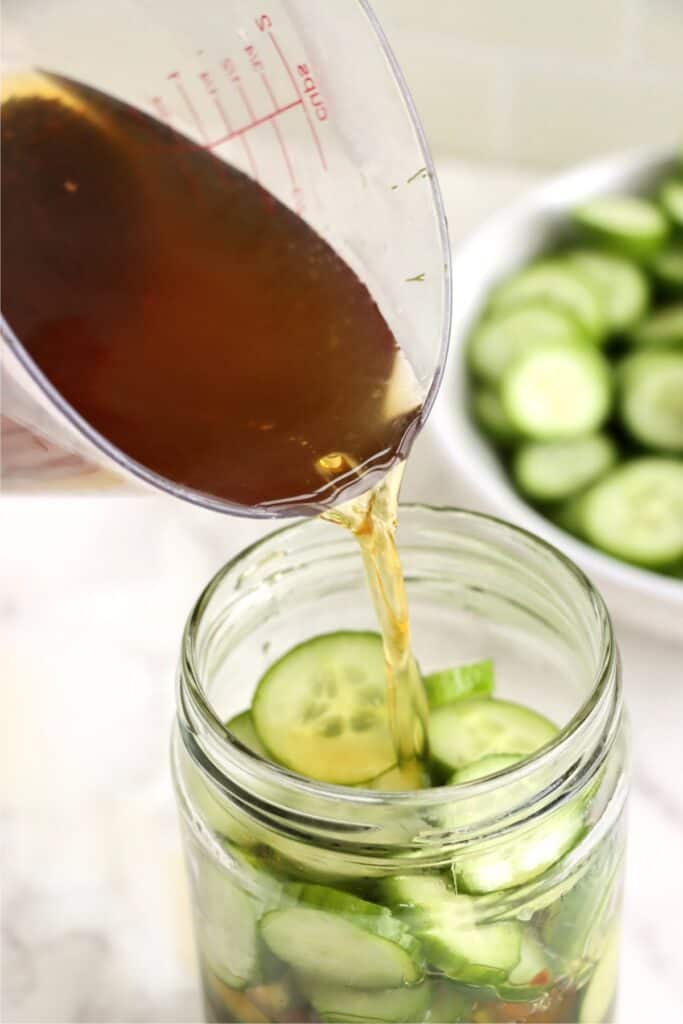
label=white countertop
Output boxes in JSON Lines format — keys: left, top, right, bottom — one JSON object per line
{"left": 2, "top": 160, "right": 683, "bottom": 1023}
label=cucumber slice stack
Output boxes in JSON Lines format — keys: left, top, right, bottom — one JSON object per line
{"left": 466, "top": 165, "right": 683, "bottom": 576}
{"left": 190, "top": 629, "right": 616, "bottom": 1023}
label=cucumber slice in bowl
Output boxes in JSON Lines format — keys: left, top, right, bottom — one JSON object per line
{"left": 472, "top": 387, "right": 518, "bottom": 446}
{"left": 630, "top": 303, "right": 683, "bottom": 348}
{"left": 573, "top": 195, "right": 669, "bottom": 260}
{"left": 428, "top": 698, "right": 558, "bottom": 776}
{"left": 380, "top": 875, "right": 521, "bottom": 987}
{"left": 261, "top": 885, "right": 424, "bottom": 988}
{"left": 489, "top": 260, "right": 606, "bottom": 341}
{"left": 568, "top": 249, "right": 649, "bottom": 333}
{"left": 251, "top": 631, "right": 396, "bottom": 785}
{"left": 651, "top": 243, "right": 683, "bottom": 294}
{"left": 619, "top": 350, "right": 683, "bottom": 452}
{"left": 299, "top": 978, "right": 431, "bottom": 1023}
{"left": 501, "top": 344, "right": 612, "bottom": 441}
{"left": 468, "top": 303, "right": 587, "bottom": 384}
{"left": 580, "top": 458, "right": 683, "bottom": 569}
{"left": 659, "top": 179, "right": 683, "bottom": 230}
{"left": 512, "top": 435, "right": 618, "bottom": 503}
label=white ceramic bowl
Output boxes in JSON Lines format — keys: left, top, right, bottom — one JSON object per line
{"left": 433, "top": 146, "right": 683, "bottom": 637}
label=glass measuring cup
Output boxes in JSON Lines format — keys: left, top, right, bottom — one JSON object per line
{"left": 1, "top": 0, "right": 452, "bottom": 514}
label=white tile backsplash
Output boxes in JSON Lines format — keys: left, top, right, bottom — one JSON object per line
{"left": 371, "top": 0, "right": 683, "bottom": 168}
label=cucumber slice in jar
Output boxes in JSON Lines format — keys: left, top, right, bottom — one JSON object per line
{"left": 496, "top": 929, "right": 552, "bottom": 1001}
{"left": 489, "top": 260, "right": 606, "bottom": 341}
{"left": 512, "top": 435, "right": 618, "bottom": 503}
{"left": 379, "top": 875, "right": 522, "bottom": 986}
{"left": 424, "top": 660, "right": 494, "bottom": 708}
{"left": 472, "top": 387, "right": 518, "bottom": 445}
{"left": 630, "top": 303, "right": 683, "bottom": 347}
{"left": 573, "top": 195, "right": 669, "bottom": 260}
{"left": 659, "top": 178, "right": 683, "bottom": 230}
{"left": 568, "top": 249, "right": 649, "bottom": 333}
{"left": 580, "top": 458, "right": 683, "bottom": 568}
{"left": 579, "top": 926, "right": 620, "bottom": 1024}
{"left": 501, "top": 344, "right": 612, "bottom": 440}
{"left": 453, "top": 799, "right": 586, "bottom": 895}
{"left": 428, "top": 698, "right": 558, "bottom": 776}
{"left": 299, "top": 978, "right": 432, "bottom": 1023}
{"left": 251, "top": 632, "right": 396, "bottom": 785}
{"left": 619, "top": 350, "right": 683, "bottom": 452}
{"left": 450, "top": 753, "right": 523, "bottom": 784}
{"left": 260, "top": 885, "right": 424, "bottom": 988}
{"left": 226, "top": 710, "right": 268, "bottom": 758}
{"left": 468, "top": 303, "right": 587, "bottom": 383}
{"left": 195, "top": 857, "right": 262, "bottom": 989}
{"left": 651, "top": 243, "right": 683, "bottom": 293}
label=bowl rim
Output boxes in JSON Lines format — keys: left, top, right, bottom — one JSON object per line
{"left": 432, "top": 143, "right": 683, "bottom": 611}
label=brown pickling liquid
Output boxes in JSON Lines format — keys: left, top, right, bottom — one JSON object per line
{"left": 1, "top": 73, "right": 422, "bottom": 513}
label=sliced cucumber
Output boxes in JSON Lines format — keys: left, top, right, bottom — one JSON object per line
{"left": 619, "top": 350, "right": 683, "bottom": 452}
{"left": 468, "top": 303, "right": 586, "bottom": 383}
{"left": 630, "top": 303, "right": 683, "bottom": 347}
{"left": 380, "top": 875, "right": 521, "bottom": 987}
{"left": 496, "top": 930, "right": 552, "bottom": 1001}
{"left": 453, "top": 799, "right": 586, "bottom": 894}
{"left": 300, "top": 978, "right": 431, "bottom": 1023}
{"left": 490, "top": 261, "right": 605, "bottom": 341}
{"left": 450, "top": 753, "right": 523, "bottom": 784}
{"left": 195, "top": 857, "right": 262, "bottom": 989}
{"left": 260, "top": 885, "right": 424, "bottom": 989}
{"left": 428, "top": 981, "right": 477, "bottom": 1024}
{"left": 579, "top": 926, "right": 620, "bottom": 1023}
{"left": 178, "top": 743, "right": 255, "bottom": 847}
{"left": 429, "top": 698, "right": 558, "bottom": 775}
{"left": 227, "top": 710, "right": 268, "bottom": 758}
{"left": 513, "top": 434, "right": 617, "bottom": 503}
{"left": 574, "top": 195, "right": 669, "bottom": 260}
{"left": 581, "top": 456, "right": 683, "bottom": 569}
{"left": 501, "top": 344, "right": 612, "bottom": 440}
{"left": 542, "top": 840, "right": 621, "bottom": 966}
{"left": 251, "top": 632, "right": 395, "bottom": 785}
{"left": 472, "top": 387, "right": 518, "bottom": 445}
{"left": 580, "top": 458, "right": 683, "bottom": 568}
{"left": 659, "top": 178, "right": 683, "bottom": 230}
{"left": 568, "top": 249, "right": 649, "bottom": 333}
{"left": 551, "top": 493, "right": 588, "bottom": 538}
{"left": 424, "top": 660, "right": 494, "bottom": 709}
{"left": 651, "top": 243, "right": 683, "bottom": 293}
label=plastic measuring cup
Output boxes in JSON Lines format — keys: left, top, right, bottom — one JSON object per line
{"left": 1, "top": 0, "right": 451, "bottom": 514}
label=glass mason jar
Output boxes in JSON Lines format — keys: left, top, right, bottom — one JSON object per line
{"left": 172, "top": 507, "right": 628, "bottom": 1024}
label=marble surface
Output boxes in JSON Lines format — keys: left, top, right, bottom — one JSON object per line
{"left": 2, "top": 160, "right": 683, "bottom": 1023}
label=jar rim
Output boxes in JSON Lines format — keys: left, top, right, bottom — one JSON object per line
{"left": 178, "top": 503, "right": 619, "bottom": 819}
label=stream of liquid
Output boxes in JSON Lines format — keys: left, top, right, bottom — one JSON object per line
{"left": 323, "top": 462, "right": 429, "bottom": 786}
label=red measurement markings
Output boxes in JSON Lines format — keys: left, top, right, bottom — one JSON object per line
{"left": 167, "top": 71, "right": 209, "bottom": 143}
{"left": 254, "top": 58, "right": 303, "bottom": 210}
{"left": 202, "top": 99, "right": 302, "bottom": 149}
{"left": 266, "top": 30, "right": 327, "bottom": 171}
{"left": 220, "top": 57, "right": 264, "bottom": 178}
{"left": 199, "top": 69, "right": 259, "bottom": 180}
